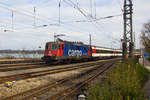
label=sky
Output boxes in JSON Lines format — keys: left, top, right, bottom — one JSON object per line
{"left": 0, "top": 0, "right": 149, "bottom": 50}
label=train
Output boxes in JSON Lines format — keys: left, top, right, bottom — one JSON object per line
{"left": 42, "top": 39, "right": 122, "bottom": 64}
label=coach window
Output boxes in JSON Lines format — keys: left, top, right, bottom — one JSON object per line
{"left": 92, "top": 49, "right": 95, "bottom": 53}
{"left": 96, "top": 50, "right": 100, "bottom": 53}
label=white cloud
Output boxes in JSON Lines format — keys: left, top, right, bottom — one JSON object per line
{"left": 0, "top": 0, "right": 149, "bottom": 50}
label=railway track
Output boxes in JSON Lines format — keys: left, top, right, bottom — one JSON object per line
{"left": 45, "top": 63, "right": 114, "bottom": 100}
{"left": 0, "top": 63, "right": 46, "bottom": 72}
{"left": 1, "top": 63, "right": 106, "bottom": 100}
{"left": 0, "top": 62, "right": 44, "bottom": 67}
{"left": 0, "top": 58, "right": 120, "bottom": 85}
{"left": 1, "top": 60, "right": 116, "bottom": 100}
{"left": 0, "top": 62, "right": 103, "bottom": 84}
{"left": 0, "top": 58, "right": 120, "bottom": 72}
{"left": 0, "top": 60, "right": 101, "bottom": 72}
{"left": 0, "top": 59, "right": 43, "bottom": 64}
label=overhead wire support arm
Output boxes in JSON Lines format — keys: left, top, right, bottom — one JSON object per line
{"left": 90, "top": 0, "right": 93, "bottom": 17}
{"left": 11, "top": 10, "right": 14, "bottom": 31}
{"left": 62, "top": 14, "right": 122, "bottom": 23}
{"left": 59, "top": 0, "right": 61, "bottom": 25}
{"left": 33, "top": 6, "right": 36, "bottom": 28}
{"left": 94, "top": 0, "right": 97, "bottom": 19}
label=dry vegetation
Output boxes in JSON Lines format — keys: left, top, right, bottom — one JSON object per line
{"left": 87, "top": 59, "right": 149, "bottom": 100}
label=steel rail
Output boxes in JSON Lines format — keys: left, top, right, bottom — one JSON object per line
{"left": 1, "top": 63, "right": 105, "bottom": 100}
{"left": 0, "top": 58, "right": 120, "bottom": 72}
{"left": 43, "top": 63, "right": 114, "bottom": 100}
{"left": 0, "top": 58, "right": 120, "bottom": 84}
{"left": 0, "top": 59, "right": 42, "bottom": 64}
{"left": 0, "top": 62, "right": 44, "bottom": 68}
{"left": 0, "top": 62, "right": 102, "bottom": 84}
{"left": 0, "top": 63, "right": 47, "bottom": 72}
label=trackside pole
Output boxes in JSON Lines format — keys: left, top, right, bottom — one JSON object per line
{"left": 89, "top": 34, "right": 92, "bottom": 57}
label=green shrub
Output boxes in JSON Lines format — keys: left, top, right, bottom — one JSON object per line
{"left": 87, "top": 60, "right": 149, "bottom": 100}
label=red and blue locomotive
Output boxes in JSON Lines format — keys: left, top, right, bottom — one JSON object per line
{"left": 43, "top": 40, "right": 92, "bottom": 63}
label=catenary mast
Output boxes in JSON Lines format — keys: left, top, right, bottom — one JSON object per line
{"left": 122, "top": 0, "right": 134, "bottom": 60}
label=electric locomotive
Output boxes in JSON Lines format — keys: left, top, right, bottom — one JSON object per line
{"left": 43, "top": 40, "right": 92, "bottom": 63}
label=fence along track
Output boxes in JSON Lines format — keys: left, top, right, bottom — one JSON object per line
{"left": 1, "top": 63, "right": 105, "bottom": 100}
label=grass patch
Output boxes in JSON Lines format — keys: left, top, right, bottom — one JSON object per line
{"left": 147, "top": 58, "right": 150, "bottom": 61}
{"left": 87, "top": 59, "right": 149, "bottom": 100}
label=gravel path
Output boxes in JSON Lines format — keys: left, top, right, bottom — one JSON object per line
{"left": 0, "top": 67, "right": 93, "bottom": 98}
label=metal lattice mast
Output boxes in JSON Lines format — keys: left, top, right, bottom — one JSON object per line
{"left": 123, "top": 0, "right": 133, "bottom": 60}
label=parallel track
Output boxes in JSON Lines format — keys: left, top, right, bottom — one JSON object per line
{"left": 1, "top": 60, "right": 117, "bottom": 100}
{"left": 0, "top": 63, "right": 46, "bottom": 72}
{"left": 0, "top": 62, "right": 44, "bottom": 68}
{"left": 0, "top": 61, "right": 105, "bottom": 84}
{"left": 46, "top": 63, "right": 114, "bottom": 100}
{"left": 0, "top": 58, "right": 120, "bottom": 85}
{"left": 0, "top": 59, "right": 42, "bottom": 64}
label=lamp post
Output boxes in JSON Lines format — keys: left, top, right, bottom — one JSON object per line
{"left": 38, "top": 46, "right": 41, "bottom": 58}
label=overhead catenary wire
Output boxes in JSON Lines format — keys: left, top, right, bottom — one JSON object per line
{"left": 11, "top": 10, "right": 14, "bottom": 31}
{"left": 94, "top": 0, "right": 96, "bottom": 19}
{"left": 63, "top": 0, "right": 92, "bottom": 19}
{"left": 62, "top": 0, "right": 122, "bottom": 44}
{"left": 0, "top": 1, "right": 60, "bottom": 25}
{"left": 62, "top": 0, "right": 104, "bottom": 35}
{"left": 0, "top": 5, "right": 50, "bottom": 25}
{"left": 90, "top": 0, "right": 93, "bottom": 17}
{"left": 0, "top": 13, "right": 93, "bottom": 39}
{"left": 75, "top": 0, "right": 79, "bottom": 6}
{"left": 0, "top": 0, "right": 123, "bottom": 49}
{"left": 61, "top": 14, "right": 122, "bottom": 23}
{"left": 115, "top": 0, "right": 123, "bottom": 12}
{"left": 0, "top": 7, "right": 93, "bottom": 36}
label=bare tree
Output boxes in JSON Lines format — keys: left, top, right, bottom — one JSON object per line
{"left": 141, "top": 20, "right": 150, "bottom": 55}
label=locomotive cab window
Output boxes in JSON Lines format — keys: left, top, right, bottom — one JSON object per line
{"left": 52, "top": 44, "right": 57, "bottom": 50}
{"left": 45, "top": 43, "right": 49, "bottom": 50}
{"left": 83, "top": 47, "right": 87, "bottom": 51}
{"left": 62, "top": 45, "right": 64, "bottom": 50}
{"left": 77, "top": 46, "right": 80, "bottom": 50}
{"left": 69, "top": 45, "right": 72, "bottom": 50}
{"left": 58, "top": 44, "right": 61, "bottom": 50}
